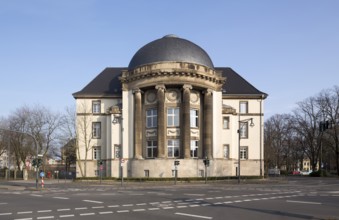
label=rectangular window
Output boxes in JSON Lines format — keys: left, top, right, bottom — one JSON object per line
{"left": 167, "top": 108, "right": 180, "bottom": 127}
{"left": 167, "top": 139, "right": 180, "bottom": 158}
{"left": 146, "top": 108, "right": 157, "bottom": 128}
{"left": 190, "top": 140, "right": 198, "bottom": 158}
{"left": 92, "top": 100, "right": 101, "bottom": 114}
{"left": 240, "top": 101, "right": 248, "bottom": 113}
{"left": 190, "top": 109, "right": 198, "bottom": 128}
{"left": 240, "top": 122, "right": 248, "bottom": 138}
{"left": 223, "top": 144, "right": 229, "bottom": 159}
{"left": 146, "top": 140, "right": 158, "bottom": 158}
{"left": 93, "top": 146, "right": 101, "bottom": 160}
{"left": 114, "top": 145, "right": 121, "bottom": 158}
{"left": 92, "top": 122, "right": 101, "bottom": 138}
{"left": 223, "top": 117, "right": 230, "bottom": 129}
{"left": 240, "top": 146, "right": 248, "bottom": 160}
{"left": 144, "top": 170, "right": 150, "bottom": 177}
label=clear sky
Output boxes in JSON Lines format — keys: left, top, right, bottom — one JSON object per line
{"left": 1, "top": 0, "right": 338, "bottom": 119}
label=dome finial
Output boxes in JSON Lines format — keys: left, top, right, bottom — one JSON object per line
{"left": 163, "top": 34, "right": 178, "bottom": 38}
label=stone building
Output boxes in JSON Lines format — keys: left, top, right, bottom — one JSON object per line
{"left": 73, "top": 35, "right": 267, "bottom": 178}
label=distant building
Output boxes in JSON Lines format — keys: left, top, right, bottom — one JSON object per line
{"left": 73, "top": 35, "right": 267, "bottom": 178}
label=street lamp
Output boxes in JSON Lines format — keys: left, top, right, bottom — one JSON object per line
{"left": 237, "top": 117, "right": 254, "bottom": 184}
{"left": 0, "top": 128, "right": 39, "bottom": 189}
{"left": 112, "top": 103, "right": 123, "bottom": 186}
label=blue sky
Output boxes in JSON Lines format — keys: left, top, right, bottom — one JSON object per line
{"left": 1, "top": 0, "right": 338, "bottom": 119}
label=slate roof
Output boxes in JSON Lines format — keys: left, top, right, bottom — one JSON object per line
{"left": 128, "top": 35, "right": 214, "bottom": 70}
{"left": 72, "top": 67, "right": 267, "bottom": 99}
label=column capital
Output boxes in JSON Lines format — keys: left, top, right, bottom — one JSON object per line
{"left": 155, "top": 84, "right": 166, "bottom": 92}
{"left": 203, "top": 88, "right": 213, "bottom": 95}
{"left": 183, "top": 84, "right": 193, "bottom": 91}
{"left": 132, "top": 88, "right": 143, "bottom": 94}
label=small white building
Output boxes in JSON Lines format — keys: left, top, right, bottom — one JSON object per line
{"left": 73, "top": 35, "right": 267, "bottom": 178}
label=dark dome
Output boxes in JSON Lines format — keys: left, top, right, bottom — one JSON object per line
{"left": 128, "top": 35, "right": 214, "bottom": 70}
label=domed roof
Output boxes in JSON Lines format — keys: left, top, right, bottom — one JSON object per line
{"left": 128, "top": 35, "right": 214, "bottom": 70}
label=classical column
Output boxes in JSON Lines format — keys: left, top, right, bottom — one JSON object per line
{"left": 203, "top": 89, "right": 213, "bottom": 159}
{"left": 182, "top": 84, "right": 192, "bottom": 158}
{"left": 133, "top": 88, "right": 143, "bottom": 159}
{"left": 155, "top": 84, "right": 166, "bottom": 158}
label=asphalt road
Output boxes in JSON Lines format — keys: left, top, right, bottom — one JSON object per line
{"left": 0, "top": 177, "right": 338, "bottom": 220}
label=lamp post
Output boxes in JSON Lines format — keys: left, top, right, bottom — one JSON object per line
{"left": 112, "top": 104, "right": 123, "bottom": 186}
{"left": 0, "top": 128, "right": 39, "bottom": 189}
{"left": 237, "top": 117, "right": 254, "bottom": 184}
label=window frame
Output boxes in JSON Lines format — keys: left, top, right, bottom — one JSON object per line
{"left": 93, "top": 146, "right": 101, "bottom": 160}
{"left": 240, "top": 146, "right": 248, "bottom": 160}
{"left": 223, "top": 144, "right": 230, "bottom": 159}
{"left": 146, "top": 140, "right": 158, "bottom": 158}
{"left": 240, "top": 101, "right": 248, "bottom": 114}
{"left": 223, "top": 116, "right": 230, "bottom": 129}
{"left": 240, "top": 122, "right": 249, "bottom": 139}
{"left": 167, "top": 107, "right": 180, "bottom": 127}
{"left": 190, "top": 140, "right": 198, "bottom": 158}
{"left": 92, "top": 100, "right": 101, "bottom": 114}
{"left": 190, "top": 109, "right": 199, "bottom": 128}
{"left": 92, "top": 122, "right": 101, "bottom": 139}
{"left": 167, "top": 139, "right": 180, "bottom": 158}
{"left": 146, "top": 108, "right": 158, "bottom": 128}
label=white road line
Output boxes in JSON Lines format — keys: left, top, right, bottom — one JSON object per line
{"left": 75, "top": 207, "right": 87, "bottom": 210}
{"left": 133, "top": 209, "right": 146, "bottom": 212}
{"left": 189, "top": 204, "right": 201, "bottom": 207}
{"left": 137, "top": 203, "right": 147, "bottom": 206}
{"left": 122, "top": 204, "right": 133, "bottom": 207}
{"left": 224, "top": 201, "right": 233, "bottom": 204}
{"left": 80, "top": 213, "right": 95, "bottom": 216}
{"left": 163, "top": 207, "right": 174, "bottom": 209}
{"left": 99, "top": 211, "right": 113, "bottom": 214}
{"left": 108, "top": 205, "right": 120, "bottom": 208}
{"left": 184, "top": 194, "right": 205, "bottom": 196}
{"left": 176, "top": 212, "right": 213, "bottom": 219}
{"left": 38, "top": 210, "right": 52, "bottom": 213}
{"left": 148, "top": 208, "right": 160, "bottom": 211}
{"left": 117, "top": 210, "right": 129, "bottom": 213}
{"left": 286, "top": 200, "right": 322, "bottom": 205}
{"left": 92, "top": 206, "right": 105, "bottom": 209}
{"left": 0, "top": 202, "right": 8, "bottom": 205}
{"left": 83, "top": 200, "right": 103, "bottom": 204}
{"left": 18, "top": 211, "right": 33, "bottom": 214}
{"left": 60, "top": 214, "right": 74, "bottom": 218}
{"left": 162, "top": 201, "right": 172, "bottom": 203}
{"left": 14, "top": 218, "right": 32, "bottom": 220}
{"left": 53, "top": 197, "right": 69, "bottom": 200}
{"left": 37, "top": 216, "right": 54, "bottom": 219}
{"left": 57, "top": 209, "right": 70, "bottom": 212}
{"left": 0, "top": 213, "right": 12, "bottom": 215}
{"left": 177, "top": 206, "right": 188, "bottom": 208}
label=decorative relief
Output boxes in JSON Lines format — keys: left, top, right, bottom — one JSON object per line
{"left": 167, "top": 128, "right": 180, "bottom": 136}
{"left": 190, "top": 91, "right": 200, "bottom": 104}
{"left": 191, "top": 129, "right": 200, "bottom": 138}
{"left": 146, "top": 129, "right": 157, "bottom": 137}
{"left": 166, "top": 89, "right": 181, "bottom": 103}
{"left": 145, "top": 90, "right": 157, "bottom": 104}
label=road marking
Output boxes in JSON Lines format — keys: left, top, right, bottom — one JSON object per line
{"left": 177, "top": 205, "right": 188, "bottom": 208}
{"left": 148, "top": 208, "right": 160, "bottom": 211}
{"left": 163, "top": 207, "right": 174, "bottom": 209}
{"left": 0, "top": 213, "right": 12, "bottom": 215}
{"left": 286, "top": 200, "right": 322, "bottom": 205}
{"left": 137, "top": 203, "right": 147, "bottom": 206}
{"left": 53, "top": 197, "right": 69, "bottom": 200}
{"left": 99, "top": 211, "right": 113, "bottom": 214}
{"left": 133, "top": 209, "right": 146, "bottom": 212}
{"left": 57, "top": 209, "right": 70, "bottom": 212}
{"left": 224, "top": 201, "right": 233, "bottom": 204}
{"left": 123, "top": 204, "right": 133, "bottom": 207}
{"left": 92, "top": 206, "right": 105, "bottom": 209}
{"left": 185, "top": 194, "right": 205, "bottom": 196}
{"left": 18, "top": 211, "right": 33, "bottom": 214}
{"left": 14, "top": 218, "right": 32, "bottom": 220}
{"left": 108, "top": 205, "right": 120, "bottom": 208}
{"left": 37, "top": 216, "right": 54, "bottom": 219}
{"left": 117, "top": 210, "right": 129, "bottom": 213}
{"left": 38, "top": 210, "right": 52, "bottom": 213}
{"left": 60, "top": 214, "right": 74, "bottom": 218}
{"left": 0, "top": 202, "right": 8, "bottom": 205}
{"left": 176, "top": 212, "right": 213, "bottom": 219}
{"left": 80, "top": 213, "right": 95, "bottom": 216}
{"left": 83, "top": 200, "right": 103, "bottom": 204}
{"left": 31, "top": 194, "right": 43, "bottom": 197}
{"left": 75, "top": 207, "right": 87, "bottom": 210}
